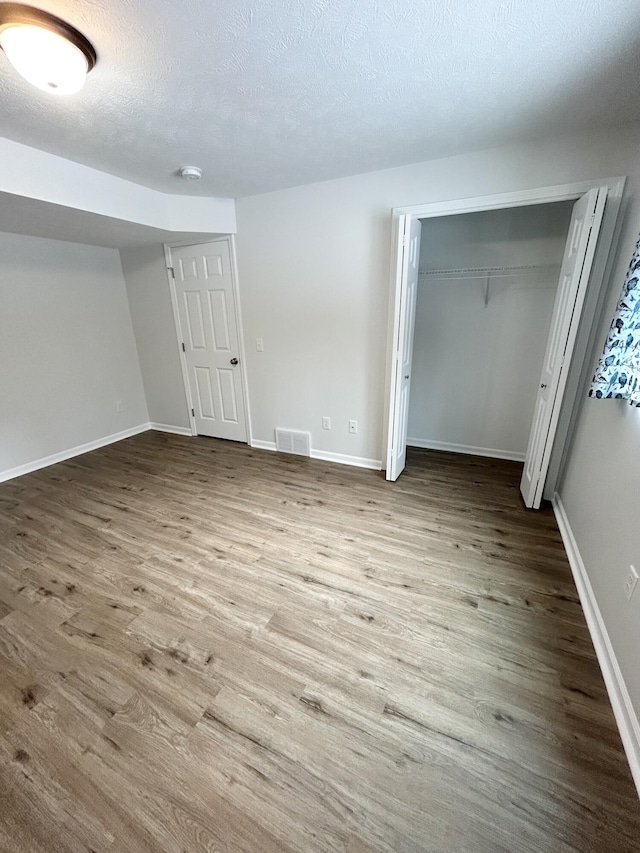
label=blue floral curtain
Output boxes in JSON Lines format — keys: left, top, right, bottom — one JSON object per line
{"left": 589, "top": 235, "right": 640, "bottom": 407}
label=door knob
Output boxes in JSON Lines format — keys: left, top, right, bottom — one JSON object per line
{"left": 404, "top": 374, "right": 410, "bottom": 379}
{"left": 230, "top": 357, "right": 239, "bottom": 365}
{"left": 541, "top": 383, "right": 547, "bottom": 388}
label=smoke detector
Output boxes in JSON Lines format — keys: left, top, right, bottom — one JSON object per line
{"left": 179, "top": 166, "right": 202, "bottom": 181}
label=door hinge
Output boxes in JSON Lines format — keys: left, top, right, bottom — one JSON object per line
{"left": 181, "top": 342, "right": 185, "bottom": 352}
{"left": 402, "top": 234, "right": 408, "bottom": 247}
{"left": 191, "top": 408, "right": 195, "bottom": 417}
{"left": 168, "top": 266, "right": 175, "bottom": 279}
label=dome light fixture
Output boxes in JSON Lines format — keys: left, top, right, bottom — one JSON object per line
{"left": 0, "top": 3, "right": 96, "bottom": 95}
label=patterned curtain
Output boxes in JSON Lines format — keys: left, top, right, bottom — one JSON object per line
{"left": 589, "top": 234, "right": 640, "bottom": 407}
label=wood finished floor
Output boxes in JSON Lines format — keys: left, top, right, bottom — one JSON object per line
{"left": 0, "top": 433, "right": 638, "bottom": 853}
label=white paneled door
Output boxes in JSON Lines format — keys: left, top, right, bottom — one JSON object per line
{"left": 171, "top": 240, "right": 248, "bottom": 442}
{"left": 520, "top": 187, "right": 607, "bottom": 508}
{"left": 386, "top": 214, "right": 422, "bottom": 481}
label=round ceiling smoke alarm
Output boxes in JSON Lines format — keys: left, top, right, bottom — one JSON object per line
{"left": 179, "top": 166, "right": 202, "bottom": 180}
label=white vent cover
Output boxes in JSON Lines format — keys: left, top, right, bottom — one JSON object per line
{"left": 275, "top": 428, "right": 311, "bottom": 457}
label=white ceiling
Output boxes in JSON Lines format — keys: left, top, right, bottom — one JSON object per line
{"left": 0, "top": 0, "right": 639, "bottom": 199}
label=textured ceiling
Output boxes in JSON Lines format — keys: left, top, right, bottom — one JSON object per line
{"left": 0, "top": 0, "right": 639, "bottom": 198}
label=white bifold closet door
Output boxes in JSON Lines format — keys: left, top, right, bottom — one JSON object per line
{"left": 520, "top": 186, "right": 607, "bottom": 508}
{"left": 386, "top": 214, "right": 422, "bottom": 481}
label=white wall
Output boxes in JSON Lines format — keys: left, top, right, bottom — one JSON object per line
{"left": 407, "top": 204, "right": 572, "bottom": 458}
{"left": 234, "top": 125, "right": 635, "bottom": 464}
{"left": 418, "top": 202, "right": 574, "bottom": 270}
{"left": 235, "top": 121, "right": 640, "bottom": 774}
{"left": 120, "top": 245, "right": 190, "bottom": 431}
{"left": 560, "top": 247, "right": 640, "bottom": 716}
{"left": 0, "top": 232, "right": 149, "bottom": 479}
{"left": 0, "top": 136, "right": 237, "bottom": 238}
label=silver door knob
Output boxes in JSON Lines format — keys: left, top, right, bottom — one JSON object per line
{"left": 230, "top": 357, "right": 239, "bottom": 365}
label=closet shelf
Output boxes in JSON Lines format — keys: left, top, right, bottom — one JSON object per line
{"left": 418, "top": 263, "right": 560, "bottom": 281}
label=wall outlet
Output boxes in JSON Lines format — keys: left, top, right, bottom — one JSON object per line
{"left": 349, "top": 419, "right": 358, "bottom": 434}
{"left": 322, "top": 416, "right": 331, "bottom": 430}
{"left": 116, "top": 400, "right": 123, "bottom": 413}
{"left": 256, "top": 337, "right": 264, "bottom": 352}
{"left": 625, "top": 565, "right": 638, "bottom": 601}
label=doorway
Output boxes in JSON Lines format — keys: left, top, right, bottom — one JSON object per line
{"left": 168, "top": 238, "right": 249, "bottom": 442}
{"left": 408, "top": 201, "right": 573, "bottom": 461}
{"left": 384, "top": 179, "right": 625, "bottom": 507}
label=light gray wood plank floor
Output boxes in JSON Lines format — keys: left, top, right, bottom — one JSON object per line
{"left": 0, "top": 432, "right": 638, "bottom": 852}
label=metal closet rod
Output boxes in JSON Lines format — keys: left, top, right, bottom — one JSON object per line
{"left": 418, "top": 263, "right": 562, "bottom": 307}
{"left": 418, "top": 263, "right": 561, "bottom": 280}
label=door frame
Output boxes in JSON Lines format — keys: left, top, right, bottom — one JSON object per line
{"left": 164, "top": 235, "right": 253, "bottom": 444}
{"left": 383, "top": 176, "right": 626, "bottom": 498}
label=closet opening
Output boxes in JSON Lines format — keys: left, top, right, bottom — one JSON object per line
{"left": 384, "top": 179, "right": 625, "bottom": 508}
{"left": 411, "top": 202, "right": 572, "bottom": 471}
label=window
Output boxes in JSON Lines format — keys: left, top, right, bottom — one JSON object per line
{"left": 589, "top": 235, "right": 640, "bottom": 407}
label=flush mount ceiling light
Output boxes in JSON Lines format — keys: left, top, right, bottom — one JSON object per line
{"left": 0, "top": 3, "right": 96, "bottom": 95}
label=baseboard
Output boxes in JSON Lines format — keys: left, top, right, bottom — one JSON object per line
{"left": 250, "top": 439, "right": 277, "bottom": 452}
{"left": 149, "top": 422, "right": 193, "bottom": 437}
{"left": 553, "top": 494, "right": 640, "bottom": 798}
{"left": 310, "top": 449, "right": 382, "bottom": 470}
{"left": 407, "top": 437, "right": 525, "bottom": 462}
{"left": 0, "top": 423, "right": 151, "bottom": 484}
{"left": 250, "top": 439, "right": 381, "bottom": 470}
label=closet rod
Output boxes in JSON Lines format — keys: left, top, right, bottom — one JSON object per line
{"left": 419, "top": 263, "right": 560, "bottom": 281}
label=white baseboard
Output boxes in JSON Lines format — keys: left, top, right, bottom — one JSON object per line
{"left": 407, "top": 437, "right": 525, "bottom": 462}
{"left": 250, "top": 439, "right": 381, "bottom": 471}
{"left": 310, "top": 449, "right": 381, "bottom": 470}
{"left": 0, "top": 424, "right": 151, "bottom": 484}
{"left": 149, "top": 422, "right": 193, "bottom": 437}
{"left": 250, "top": 439, "right": 277, "bottom": 452}
{"left": 553, "top": 494, "right": 640, "bottom": 798}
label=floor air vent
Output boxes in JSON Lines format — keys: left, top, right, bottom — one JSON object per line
{"left": 275, "top": 429, "right": 311, "bottom": 457}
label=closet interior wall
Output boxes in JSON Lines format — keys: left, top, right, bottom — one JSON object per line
{"left": 407, "top": 202, "right": 574, "bottom": 461}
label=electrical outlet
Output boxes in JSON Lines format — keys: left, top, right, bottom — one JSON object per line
{"left": 322, "top": 416, "right": 331, "bottom": 430}
{"left": 349, "top": 419, "right": 358, "bottom": 434}
{"left": 116, "top": 400, "right": 123, "bottom": 413}
{"left": 256, "top": 337, "right": 264, "bottom": 352}
{"left": 625, "top": 565, "right": 638, "bottom": 601}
